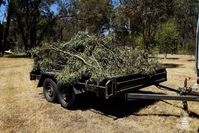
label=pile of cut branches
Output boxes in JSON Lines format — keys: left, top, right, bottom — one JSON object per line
{"left": 32, "top": 32, "right": 164, "bottom": 87}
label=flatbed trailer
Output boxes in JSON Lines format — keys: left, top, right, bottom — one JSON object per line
{"left": 30, "top": 68, "right": 199, "bottom": 109}
{"left": 30, "top": 16, "right": 199, "bottom": 110}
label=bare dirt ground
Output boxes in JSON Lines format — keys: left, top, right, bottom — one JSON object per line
{"left": 0, "top": 55, "right": 198, "bottom": 133}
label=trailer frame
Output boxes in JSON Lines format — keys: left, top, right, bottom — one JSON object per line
{"left": 30, "top": 68, "right": 199, "bottom": 110}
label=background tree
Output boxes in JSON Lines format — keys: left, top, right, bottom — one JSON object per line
{"left": 155, "top": 20, "right": 180, "bottom": 58}
{"left": 174, "top": 0, "right": 197, "bottom": 52}
{"left": 73, "top": 0, "right": 113, "bottom": 33}
{"left": 113, "top": 0, "right": 171, "bottom": 50}
{"left": 0, "top": 23, "right": 3, "bottom": 56}
{"left": 0, "top": 0, "right": 198, "bottom": 56}
{"left": 56, "top": 0, "right": 80, "bottom": 41}
{"left": 0, "top": 0, "right": 14, "bottom": 56}
{"left": 0, "top": 0, "right": 4, "bottom": 56}
{"left": 12, "top": 0, "right": 56, "bottom": 50}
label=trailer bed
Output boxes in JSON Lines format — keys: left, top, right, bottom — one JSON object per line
{"left": 78, "top": 69, "right": 167, "bottom": 99}
{"left": 31, "top": 68, "right": 167, "bottom": 99}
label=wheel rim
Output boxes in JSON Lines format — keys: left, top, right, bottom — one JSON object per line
{"left": 61, "top": 89, "right": 72, "bottom": 104}
{"left": 46, "top": 84, "right": 54, "bottom": 98}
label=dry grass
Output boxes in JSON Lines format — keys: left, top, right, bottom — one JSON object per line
{"left": 0, "top": 55, "right": 198, "bottom": 133}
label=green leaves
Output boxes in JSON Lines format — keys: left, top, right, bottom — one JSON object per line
{"left": 74, "top": 0, "right": 113, "bottom": 33}
{"left": 155, "top": 20, "right": 180, "bottom": 55}
{"left": 32, "top": 31, "right": 164, "bottom": 87}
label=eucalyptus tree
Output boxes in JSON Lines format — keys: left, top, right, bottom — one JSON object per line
{"left": 114, "top": 0, "right": 172, "bottom": 50}
{"left": 0, "top": 0, "right": 14, "bottom": 56}
{"left": 174, "top": 0, "right": 198, "bottom": 50}
{"left": 12, "top": 0, "right": 56, "bottom": 50}
{"left": 73, "top": 0, "right": 113, "bottom": 33}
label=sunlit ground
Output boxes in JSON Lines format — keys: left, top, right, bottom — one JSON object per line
{"left": 0, "top": 55, "right": 198, "bottom": 133}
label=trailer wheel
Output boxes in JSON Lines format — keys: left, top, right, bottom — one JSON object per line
{"left": 58, "top": 87, "right": 76, "bottom": 109}
{"left": 43, "top": 78, "right": 58, "bottom": 102}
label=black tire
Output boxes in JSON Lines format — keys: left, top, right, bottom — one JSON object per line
{"left": 43, "top": 78, "right": 58, "bottom": 103}
{"left": 58, "top": 86, "right": 76, "bottom": 109}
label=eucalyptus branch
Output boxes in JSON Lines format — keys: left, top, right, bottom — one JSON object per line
{"left": 48, "top": 46, "right": 98, "bottom": 70}
{"left": 92, "top": 55, "right": 102, "bottom": 73}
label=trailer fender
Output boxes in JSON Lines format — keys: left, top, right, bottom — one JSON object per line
{"left": 38, "top": 74, "right": 56, "bottom": 87}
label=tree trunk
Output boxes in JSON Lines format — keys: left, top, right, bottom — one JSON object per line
{"left": 2, "top": 0, "right": 11, "bottom": 56}
{"left": 60, "top": 27, "right": 63, "bottom": 41}
{"left": 143, "top": 28, "right": 150, "bottom": 52}
{"left": 128, "top": 17, "right": 131, "bottom": 36}
{"left": 30, "top": 15, "right": 37, "bottom": 49}
{"left": 0, "top": 24, "right": 3, "bottom": 56}
{"left": 16, "top": 15, "right": 28, "bottom": 50}
{"left": 142, "top": 18, "right": 150, "bottom": 52}
{"left": 37, "top": 17, "right": 57, "bottom": 46}
{"left": 164, "top": 43, "right": 167, "bottom": 59}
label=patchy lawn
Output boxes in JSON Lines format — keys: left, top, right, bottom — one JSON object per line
{"left": 0, "top": 55, "right": 198, "bottom": 133}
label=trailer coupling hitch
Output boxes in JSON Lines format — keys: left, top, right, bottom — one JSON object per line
{"left": 179, "top": 77, "right": 199, "bottom": 96}
{"left": 149, "top": 78, "right": 199, "bottom": 111}
{"left": 127, "top": 78, "right": 199, "bottom": 111}
{"left": 178, "top": 78, "right": 199, "bottom": 110}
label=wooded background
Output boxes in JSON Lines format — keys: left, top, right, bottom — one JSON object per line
{"left": 0, "top": 0, "right": 199, "bottom": 56}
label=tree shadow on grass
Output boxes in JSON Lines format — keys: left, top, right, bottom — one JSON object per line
{"left": 132, "top": 113, "right": 181, "bottom": 117}
{"left": 187, "top": 59, "right": 195, "bottom": 62}
{"left": 162, "top": 101, "right": 199, "bottom": 119}
{"left": 188, "top": 111, "right": 199, "bottom": 119}
{"left": 164, "top": 63, "right": 183, "bottom": 68}
{"left": 133, "top": 101, "right": 199, "bottom": 119}
{"left": 6, "top": 54, "right": 30, "bottom": 58}
{"left": 159, "top": 57, "right": 180, "bottom": 60}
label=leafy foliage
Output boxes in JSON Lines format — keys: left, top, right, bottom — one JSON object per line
{"left": 32, "top": 32, "right": 164, "bottom": 87}
{"left": 74, "top": 0, "right": 113, "bottom": 33}
{"left": 155, "top": 20, "right": 180, "bottom": 56}
{"left": 2, "top": 0, "right": 198, "bottom": 56}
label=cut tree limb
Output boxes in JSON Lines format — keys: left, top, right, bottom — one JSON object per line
{"left": 48, "top": 46, "right": 98, "bottom": 70}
